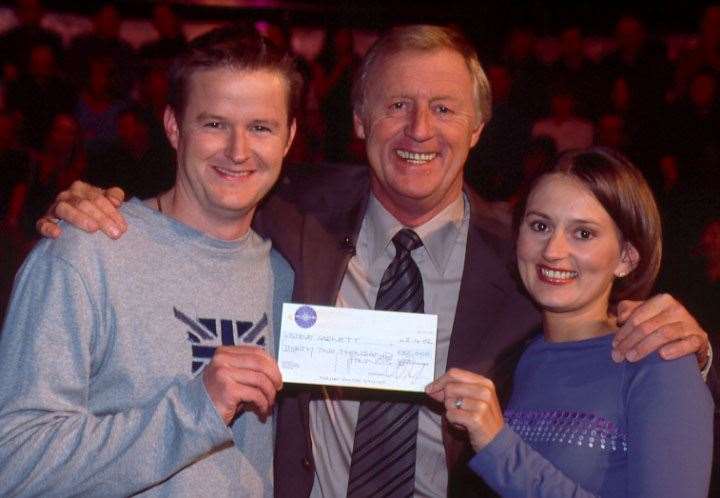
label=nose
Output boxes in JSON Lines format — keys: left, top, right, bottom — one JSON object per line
{"left": 226, "top": 128, "right": 249, "bottom": 164}
{"left": 542, "top": 230, "right": 569, "bottom": 261}
{"left": 405, "top": 106, "right": 433, "bottom": 142}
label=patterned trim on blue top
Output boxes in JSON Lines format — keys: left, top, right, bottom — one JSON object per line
{"left": 505, "top": 409, "right": 628, "bottom": 453}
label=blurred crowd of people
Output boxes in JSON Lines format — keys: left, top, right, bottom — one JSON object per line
{"left": 0, "top": 0, "right": 184, "bottom": 241}
{"left": 1, "top": 0, "right": 720, "bottom": 335}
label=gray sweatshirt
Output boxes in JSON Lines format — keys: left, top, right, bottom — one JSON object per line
{"left": 0, "top": 198, "right": 294, "bottom": 497}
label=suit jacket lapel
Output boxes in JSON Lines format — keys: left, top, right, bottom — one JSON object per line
{"left": 295, "top": 187, "right": 369, "bottom": 306}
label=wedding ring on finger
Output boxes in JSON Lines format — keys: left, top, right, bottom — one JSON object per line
{"left": 454, "top": 397, "right": 464, "bottom": 410}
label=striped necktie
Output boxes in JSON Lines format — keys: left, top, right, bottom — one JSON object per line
{"left": 347, "top": 228, "right": 424, "bottom": 498}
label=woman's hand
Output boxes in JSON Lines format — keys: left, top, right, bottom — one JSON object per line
{"left": 426, "top": 368, "right": 504, "bottom": 452}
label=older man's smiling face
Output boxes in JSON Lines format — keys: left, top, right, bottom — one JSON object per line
{"left": 354, "top": 48, "right": 483, "bottom": 226}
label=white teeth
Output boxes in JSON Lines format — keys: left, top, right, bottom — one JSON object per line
{"left": 396, "top": 149, "right": 437, "bottom": 164}
{"left": 215, "top": 167, "right": 252, "bottom": 177}
{"left": 541, "top": 268, "right": 578, "bottom": 280}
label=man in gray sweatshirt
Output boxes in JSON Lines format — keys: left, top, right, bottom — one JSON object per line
{"left": 0, "top": 27, "right": 297, "bottom": 497}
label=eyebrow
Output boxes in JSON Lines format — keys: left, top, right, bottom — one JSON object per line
{"left": 195, "top": 112, "right": 224, "bottom": 122}
{"left": 249, "top": 118, "right": 281, "bottom": 127}
{"left": 524, "top": 209, "right": 549, "bottom": 219}
{"left": 525, "top": 210, "right": 602, "bottom": 226}
{"left": 386, "top": 93, "right": 460, "bottom": 102}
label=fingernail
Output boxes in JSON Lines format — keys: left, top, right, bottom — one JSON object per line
{"left": 109, "top": 226, "right": 120, "bottom": 238}
{"left": 611, "top": 350, "right": 624, "bottom": 363}
{"left": 626, "top": 350, "right": 638, "bottom": 362}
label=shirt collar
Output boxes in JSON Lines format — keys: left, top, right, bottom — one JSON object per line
{"left": 365, "top": 193, "right": 467, "bottom": 276}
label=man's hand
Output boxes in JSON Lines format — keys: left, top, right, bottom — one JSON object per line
{"left": 426, "top": 368, "right": 504, "bottom": 452}
{"left": 37, "top": 181, "right": 128, "bottom": 239}
{"left": 202, "top": 345, "right": 283, "bottom": 425}
{"left": 613, "top": 294, "right": 710, "bottom": 368}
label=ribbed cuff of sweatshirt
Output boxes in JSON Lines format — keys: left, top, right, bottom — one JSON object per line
{"left": 184, "top": 373, "right": 235, "bottom": 444}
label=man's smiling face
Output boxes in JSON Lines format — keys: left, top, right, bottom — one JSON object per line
{"left": 165, "top": 66, "right": 295, "bottom": 233}
{"left": 354, "top": 48, "right": 483, "bottom": 226}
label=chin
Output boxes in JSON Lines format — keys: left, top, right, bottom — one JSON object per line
{"left": 529, "top": 289, "right": 578, "bottom": 312}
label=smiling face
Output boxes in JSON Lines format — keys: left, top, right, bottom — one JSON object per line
{"left": 165, "top": 66, "right": 295, "bottom": 238}
{"left": 354, "top": 48, "right": 484, "bottom": 226}
{"left": 516, "top": 173, "right": 637, "bottom": 322}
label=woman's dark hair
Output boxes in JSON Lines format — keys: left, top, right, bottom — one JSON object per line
{"left": 513, "top": 147, "right": 662, "bottom": 303}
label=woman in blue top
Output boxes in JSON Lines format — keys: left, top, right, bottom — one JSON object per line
{"left": 427, "top": 148, "right": 714, "bottom": 497}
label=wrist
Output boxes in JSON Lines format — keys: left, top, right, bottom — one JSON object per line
{"left": 470, "top": 421, "right": 505, "bottom": 452}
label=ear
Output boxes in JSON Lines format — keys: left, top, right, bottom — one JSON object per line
{"left": 163, "top": 106, "right": 180, "bottom": 151}
{"left": 469, "top": 121, "right": 485, "bottom": 149}
{"left": 353, "top": 111, "right": 366, "bottom": 139}
{"left": 615, "top": 242, "right": 640, "bottom": 278}
{"left": 283, "top": 118, "right": 297, "bottom": 157}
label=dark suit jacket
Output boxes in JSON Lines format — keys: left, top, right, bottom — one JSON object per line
{"left": 255, "top": 163, "right": 541, "bottom": 497}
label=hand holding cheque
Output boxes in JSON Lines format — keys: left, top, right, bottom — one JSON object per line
{"left": 279, "top": 304, "right": 498, "bottom": 447}
{"left": 203, "top": 345, "right": 283, "bottom": 424}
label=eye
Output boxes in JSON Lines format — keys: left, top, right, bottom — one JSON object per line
{"left": 204, "top": 121, "right": 225, "bottom": 130}
{"left": 435, "top": 104, "right": 450, "bottom": 114}
{"left": 390, "top": 101, "right": 407, "bottom": 111}
{"left": 575, "top": 228, "right": 594, "bottom": 240}
{"left": 529, "top": 220, "right": 548, "bottom": 232}
{"left": 251, "top": 124, "right": 272, "bottom": 133}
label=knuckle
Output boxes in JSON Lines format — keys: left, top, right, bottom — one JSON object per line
{"left": 637, "top": 321, "right": 655, "bottom": 336}
{"left": 658, "top": 292, "right": 673, "bottom": 303}
{"left": 671, "top": 321, "right": 686, "bottom": 338}
{"left": 656, "top": 327, "right": 676, "bottom": 344}
{"left": 248, "top": 356, "right": 264, "bottom": 371}
{"left": 659, "top": 293, "right": 677, "bottom": 309}
{"left": 69, "top": 180, "right": 84, "bottom": 190}
{"left": 76, "top": 199, "right": 95, "bottom": 212}
{"left": 95, "top": 195, "right": 111, "bottom": 209}
{"left": 249, "top": 370, "right": 262, "bottom": 386}
{"left": 54, "top": 200, "right": 71, "bottom": 215}
{"left": 628, "top": 315, "right": 643, "bottom": 329}
{"left": 216, "top": 368, "right": 235, "bottom": 387}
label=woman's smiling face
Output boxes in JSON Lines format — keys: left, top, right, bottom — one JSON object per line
{"left": 516, "top": 173, "right": 635, "bottom": 320}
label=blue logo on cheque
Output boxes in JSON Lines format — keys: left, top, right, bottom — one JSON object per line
{"left": 295, "top": 306, "right": 317, "bottom": 328}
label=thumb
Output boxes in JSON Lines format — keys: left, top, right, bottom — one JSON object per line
{"left": 425, "top": 388, "right": 445, "bottom": 403}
